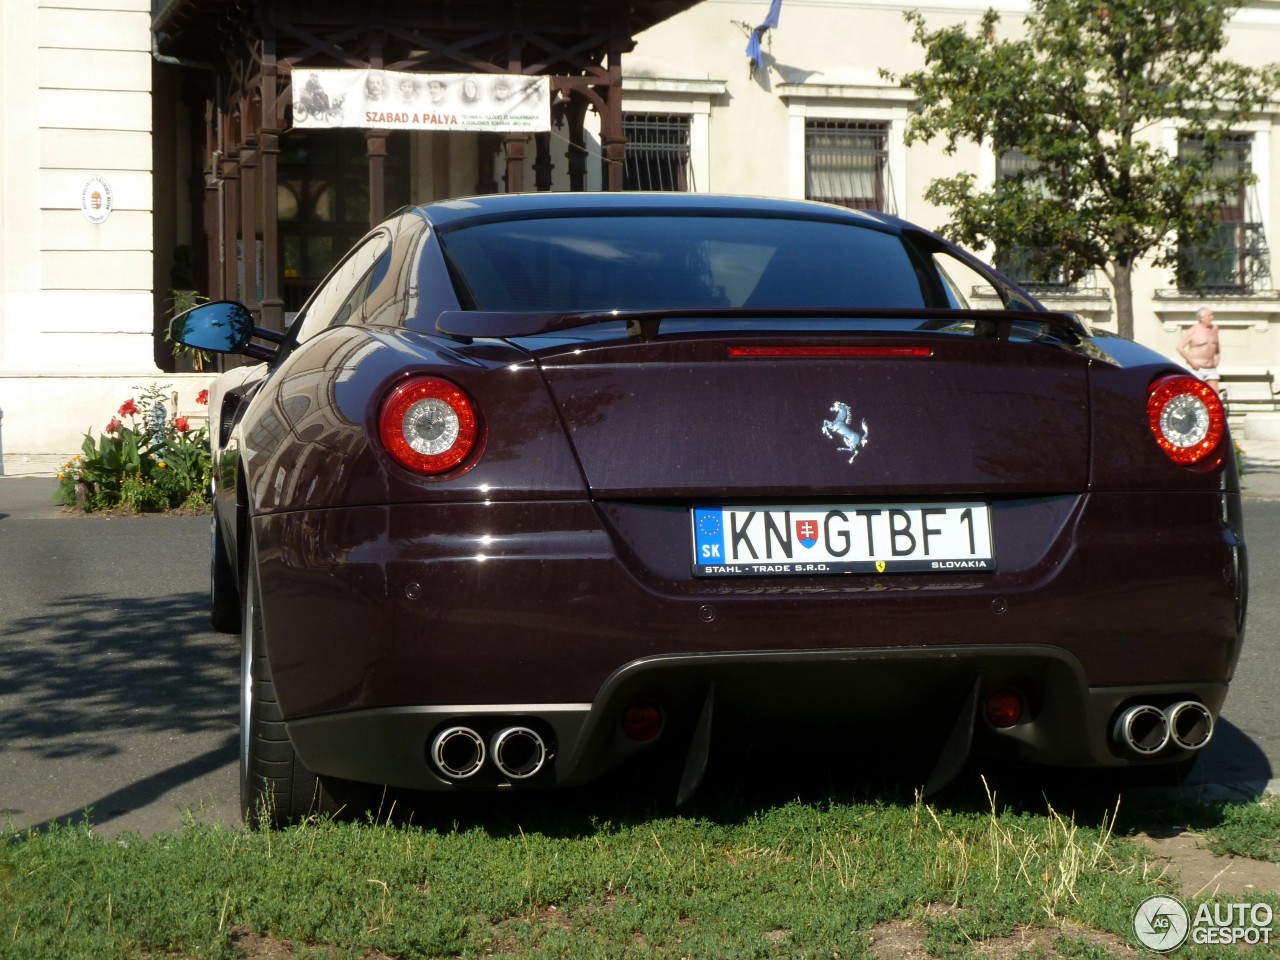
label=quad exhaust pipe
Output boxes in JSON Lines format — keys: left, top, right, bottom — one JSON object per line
{"left": 431, "top": 726, "right": 486, "bottom": 779}
{"left": 1164, "top": 700, "right": 1214, "bottom": 750}
{"left": 491, "top": 726, "right": 548, "bottom": 780}
{"left": 1112, "top": 701, "right": 1213, "bottom": 756}
{"left": 431, "top": 723, "right": 550, "bottom": 781}
{"left": 1113, "top": 704, "right": 1169, "bottom": 755}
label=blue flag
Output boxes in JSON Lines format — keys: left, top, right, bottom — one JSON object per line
{"left": 745, "top": 0, "right": 782, "bottom": 72}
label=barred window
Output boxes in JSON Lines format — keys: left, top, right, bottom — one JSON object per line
{"left": 993, "top": 148, "right": 1073, "bottom": 290}
{"left": 622, "top": 114, "right": 692, "bottom": 191}
{"left": 1178, "top": 134, "right": 1270, "bottom": 294}
{"left": 805, "top": 120, "right": 890, "bottom": 212}
{"left": 998, "top": 147, "right": 1038, "bottom": 179}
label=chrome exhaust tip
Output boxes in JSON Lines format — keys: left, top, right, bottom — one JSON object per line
{"left": 490, "top": 726, "right": 548, "bottom": 780}
{"left": 1164, "top": 700, "right": 1214, "bottom": 750}
{"left": 1112, "top": 704, "right": 1170, "bottom": 755}
{"left": 431, "top": 726, "right": 486, "bottom": 779}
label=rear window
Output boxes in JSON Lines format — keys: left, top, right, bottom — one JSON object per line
{"left": 437, "top": 216, "right": 927, "bottom": 311}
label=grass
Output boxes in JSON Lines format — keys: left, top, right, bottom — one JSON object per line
{"left": 1206, "top": 793, "right": 1280, "bottom": 862}
{"left": 5, "top": 773, "right": 1277, "bottom": 960}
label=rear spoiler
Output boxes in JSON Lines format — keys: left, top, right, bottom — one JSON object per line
{"left": 436, "top": 307, "right": 1089, "bottom": 344}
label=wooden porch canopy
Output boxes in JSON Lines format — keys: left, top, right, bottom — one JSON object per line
{"left": 152, "top": 0, "right": 700, "bottom": 329}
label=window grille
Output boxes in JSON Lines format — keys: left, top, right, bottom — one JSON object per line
{"left": 1178, "top": 134, "right": 1271, "bottom": 294}
{"left": 621, "top": 114, "right": 693, "bottom": 191}
{"left": 992, "top": 148, "right": 1082, "bottom": 291}
{"left": 805, "top": 120, "right": 892, "bottom": 213}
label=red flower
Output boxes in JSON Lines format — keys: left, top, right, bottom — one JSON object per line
{"left": 195, "top": 389, "right": 209, "bottom": 406}
{"left": 106, "top": 417, "right": 122, "bottom": 434}
{"left": 175, "top": 416, "right": 191, "bottom": 433}
{"left": 118, "top": 398, "right": 139, "bottom": 417}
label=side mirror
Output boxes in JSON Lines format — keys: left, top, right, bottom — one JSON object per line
{"left": 169, "top": 300, "right": 254, "bottom": 353}
{"left": 169, "top": 300, "right": 283, "bottom": 361}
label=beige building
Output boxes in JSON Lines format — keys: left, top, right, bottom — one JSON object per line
{"left": 625, "top": 0, "right": 1280, "bottom": 409}
{"left": 2, "top": 0, "right": 1279, "bottom": 470}
{"left": 0, "top": 0, "right": 200, "bottom": 472}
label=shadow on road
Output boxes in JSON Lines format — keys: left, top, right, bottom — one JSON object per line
{"left": 13, "top": 734, "right": 237, "bottom": 836}
{"left": 0, "top": 587, "right": 238, "bottom": 834}
{"left": 0, "top": 590, "right": 236, "bottom": 759}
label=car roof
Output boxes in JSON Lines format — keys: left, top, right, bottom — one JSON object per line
{"left": 412, "top": 193, "right": 905, "bottom": 233}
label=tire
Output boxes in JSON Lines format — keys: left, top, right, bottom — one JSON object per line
{"left": 240, "top": 539, "right": 327, "bottom": 827}
{"left": 210, "top": 514, "right": 240, "bottom": 633}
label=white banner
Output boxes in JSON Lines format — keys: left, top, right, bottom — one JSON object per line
{"left": 292, "top": 69, "right": 550, "bottom": 132}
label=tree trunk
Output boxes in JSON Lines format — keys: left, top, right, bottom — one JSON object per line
{"left": 1113, "top": 261, "right": 1135, "bottom": 341}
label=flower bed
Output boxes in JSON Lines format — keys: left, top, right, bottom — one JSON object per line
{"left": 56, "top": 385, "right": 212, "bottom": 513}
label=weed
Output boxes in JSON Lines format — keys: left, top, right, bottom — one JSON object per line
{"left": 1206, "top": 793, "right": 1280, "bottom": 862}
{"left": 2, "top": 792, "right": 1275, "bottom": 959}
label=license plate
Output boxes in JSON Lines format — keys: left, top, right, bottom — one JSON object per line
{"left": 691, "top": 503, "right": 995, "bottom": 576}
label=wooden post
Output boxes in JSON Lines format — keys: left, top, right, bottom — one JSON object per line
{"left": 367, "top": 130, "right": 389, "bottom": 224}
{"left": 504, "top": 134, "right": 528, "bottom": 193}
{"left": 603, "top": 22, "right": 627, "bottom": 191}
{"left": 238, "top": 93, "right": 260, "bottom": 310}
{"left": 259, "top": 42, "right": 284, "bottom": 332}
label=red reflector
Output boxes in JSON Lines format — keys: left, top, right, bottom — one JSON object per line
{"left": 1146, "top": 374, "right": 1226, "bottom": 466}
{"left": 621, "top": 702, "right": 664, "bottom": 742}
{"left": 984, "top": 690, "right": 1024, "bottom": 729}
{"left": 727, "top": 346, "right": 933, "bottom": 358}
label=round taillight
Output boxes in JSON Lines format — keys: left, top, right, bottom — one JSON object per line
{"left": 984, "top": 690, "right": 1025, "bottom": 729}
{"left": 379, "top": 376, "right": 480, "bottom": 474}
{"left": 1146, "top": 374, "right": 1225, "bottom": 466}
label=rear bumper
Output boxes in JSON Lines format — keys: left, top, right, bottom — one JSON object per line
{"left": 252, "top": 488, "right": 1244, "bottom": 788}
{"left": 285, "top": 646, "right": 1230, "bottom": 790}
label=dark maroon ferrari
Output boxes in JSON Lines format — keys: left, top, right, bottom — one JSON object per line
{"left": 171, "top": 193, "right": 1247, "bottom": 825}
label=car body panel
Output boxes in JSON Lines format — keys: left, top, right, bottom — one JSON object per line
{"left": 252, "top": 486, "right": 1239, "bottom": 717}
{"left": 175, "top": 193, "right": 1246, "bottom": 800}
{"left": 530, "top": 334, "right": 1091, "bottom": 497}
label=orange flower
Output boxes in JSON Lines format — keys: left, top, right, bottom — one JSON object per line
{"left": 195, "top": 389, "right": 209, "bottom": 405}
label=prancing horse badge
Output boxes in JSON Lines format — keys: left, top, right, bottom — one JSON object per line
{"left": 822, "top": 401, "right": 868, "bottom": 464}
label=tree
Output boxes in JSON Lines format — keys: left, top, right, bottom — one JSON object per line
{"left": 892, "top": 0, "right": 1279, "bottom": 340}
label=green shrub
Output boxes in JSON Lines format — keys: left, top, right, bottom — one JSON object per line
{"left": 56, "top": 384, "right": 212, "bottom": 513}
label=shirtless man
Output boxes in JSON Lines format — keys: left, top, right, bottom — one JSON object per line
{"left": 1178, "top": 307, "right": 1221, "bottom": 395}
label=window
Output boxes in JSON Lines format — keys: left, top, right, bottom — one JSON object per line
{"left": 277, "top": 129, "right": 409, "bottom": 312}
{"left": 992, "top": 148, "right": 1074, "bottom": 290}
{"left": 805, "top": 120, "right": 889, "bottom": 211}
{"left": 438, "top": 216, "right": 928, "bottom": 312}
{"left": 1178, "top": 134, "right": 1271, "bottom": 294}
{"left": 622, "top": 114, "right": 692, "bottom": 191}
{"left": 287, "top": 232, "right": 393, "bottom": 349}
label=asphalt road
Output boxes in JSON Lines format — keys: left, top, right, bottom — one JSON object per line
{"left": 0, "top": 477, "right": 1276, "bottom": 836}
{"left": 0, "top": 480, "right": 238, "bottom": 835}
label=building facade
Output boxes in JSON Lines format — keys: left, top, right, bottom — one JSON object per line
{"left": 2, "top": 0, "right": 1279, "bottom": 468}
{"left": 623, "top": 0, "right": 1280, "bottom": 396}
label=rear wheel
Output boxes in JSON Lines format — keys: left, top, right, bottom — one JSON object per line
{"left": 240, "top": 540, "right": 327, "bottom": 827}
{"left": 210, "top": 514, "right": 240, "bottom": 633}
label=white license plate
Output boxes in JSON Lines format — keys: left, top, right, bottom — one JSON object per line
{"left": 691, "top": 503, "right": 995, "bottom": 576}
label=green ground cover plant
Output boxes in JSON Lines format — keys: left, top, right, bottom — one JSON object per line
{"left": 4, "top": 783, "right": 1276, "bottom": 960}
{"left": 1206, "top": 793, "right": 1280, "bottom": 863}
{"left": 55, "top": 384, "right": 212, "bottom": 513}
